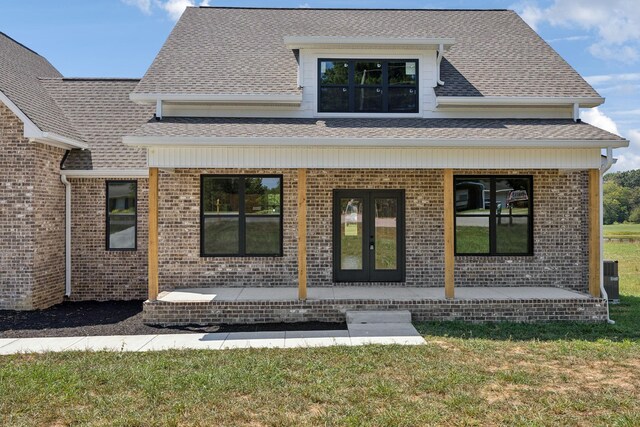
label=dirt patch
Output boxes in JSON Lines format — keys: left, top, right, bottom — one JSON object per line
{"left": 0, "top": 300, "right": 346, "bottom": 338}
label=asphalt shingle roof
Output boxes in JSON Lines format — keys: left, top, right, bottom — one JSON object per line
{"left": 133, "top": 7, "right": 599, "bottom": 99}
{"left": 0, "top": 32, "right": 84, "bottom": 141}
{"left": 129, "top": 117, "right": 624, "bottom": 141}
{"left": 40, "top": 79, "right": 154, "bottom": 170}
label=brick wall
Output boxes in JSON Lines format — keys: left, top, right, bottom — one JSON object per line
{"left": 454, "top": 169, "right": 589, "bottom": 291}
{"left": 69, "top": 178, "right": 148, "bottom": 301}
{"left": 158, "top": 169, "right": 298, "bottom": 288}
{"left": 0, "top": 102, "right": 66, "bottom": 310}
{"left": 151, "top": 168, "right": 589, "bottom": 293}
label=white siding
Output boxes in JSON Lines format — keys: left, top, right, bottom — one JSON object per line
{"left": 149, "top": 146, "right": 601, "bottom": 169}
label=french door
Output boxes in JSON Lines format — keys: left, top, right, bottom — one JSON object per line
{"left": 333, "top": 190, "right": 405, "bottom": 282}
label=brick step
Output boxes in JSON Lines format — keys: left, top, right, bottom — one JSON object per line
{"left": 346, "top": 310, "right": 412, "bottom": 324}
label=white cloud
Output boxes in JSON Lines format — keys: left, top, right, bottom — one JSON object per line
{"left": 158, "top": 0, "right": 196, "bottom": 20}
{"left": 579, "top": 108, "right": 639, "bottom": 171}
{"left": 123, "top": 0, "right": 209, "bottom": 20}
{"left": 581, "top": 107, "right": 621, "bottom": 135}
{"left": 121, "top": 0, "right": 152, "bottom": 14}
{"left": 547, "top": 35, "right": 590, "bottom": 43}
{"left": 585, "top": 73, "right": 640, "bottom": 86}
{"left": 611, "top": 129, "right": 640, "bottom": 171}
{"left": 515, "top": 0, "right": 640, "bottom": 63}
{"left": 299, "top": 3, "right": 311, "bottom": 7}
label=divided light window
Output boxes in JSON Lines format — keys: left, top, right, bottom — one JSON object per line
{"left": 106, "top": 181, "right": 137, "bottom": 250}
{"left": 318, "top": 59, "right": 418, "bottom": 113}
{"left": 454, "top": 176, "right": 533, "bottom": 256}
{"left": 201, "top": 175, "right": 283, "bottom": 257}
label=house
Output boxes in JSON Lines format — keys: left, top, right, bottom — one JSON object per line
{"left": 0, "top": 7, "right": 629, "bottom": 324}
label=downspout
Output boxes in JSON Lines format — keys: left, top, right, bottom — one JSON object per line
{"left": 600, "top": 146, "right": 615, "bottom": 324}
{"left": 60, "top": 174, "right": 72, "bottom": 297}
{"left": 436, "top": 43, "right": 445, "bottom": 86}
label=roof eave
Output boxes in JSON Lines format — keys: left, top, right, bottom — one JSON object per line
{"left": 436, "top": 96, "right": 605, "bottom": 108}
{"left": 284, "top": 36, "right": 456, "bottom": 50}
{"left": 0, "top": 90, "right": 88, "bottom": 150}
{"left": 129, "top": 92, "right": 303, "bottom": 106}
{"left": 122, "top": 135, "right": 629, "bottom": 149}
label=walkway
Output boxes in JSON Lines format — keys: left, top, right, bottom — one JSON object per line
{"left": 0, "top": 324, "right": 425, "bottom": 355}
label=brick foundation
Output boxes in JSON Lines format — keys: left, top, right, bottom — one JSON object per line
{"left": 143, "top": 297, "right": 608, "bottom": 325}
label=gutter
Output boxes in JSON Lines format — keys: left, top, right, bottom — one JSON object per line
{"left": 436, "top": 43, "right": 445, "bottom": 86}
{"left": 60, "top": 174, "right": 72, "bottom": 297}
{"left": 600, "top": 147, "right": 616, "bottom": 324}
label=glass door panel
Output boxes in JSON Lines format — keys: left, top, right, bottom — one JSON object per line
{"left": 340, "top": 198, "right": 364, "bottom": 270}
{"left": 374, "top": 198, "right": 397, "bottom": 270}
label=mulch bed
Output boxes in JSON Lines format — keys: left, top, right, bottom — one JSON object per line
{"left": 0, "top": 300, "right": 345, "bottom": 338}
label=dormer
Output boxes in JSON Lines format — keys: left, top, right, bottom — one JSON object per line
{"left": 284, "top": 36, "right": 454, "bottom": 117}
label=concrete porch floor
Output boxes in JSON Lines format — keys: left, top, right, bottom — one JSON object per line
{"left": 157, "top": 286, "right": 592, "bottom": 303}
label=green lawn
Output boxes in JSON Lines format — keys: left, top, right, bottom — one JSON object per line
{"left": 1, "top": 241, "right": 639, "bottom": 426}
{"left": 604, "top": 223, "right": 640, "bottom": 239}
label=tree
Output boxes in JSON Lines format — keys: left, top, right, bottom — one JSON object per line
{"left": 603, "top": 181, "right": 632, "bottom": 224}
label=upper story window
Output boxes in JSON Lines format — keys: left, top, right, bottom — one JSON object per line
{"left": 318, "top": 59, "right": 418, "bottom": 113}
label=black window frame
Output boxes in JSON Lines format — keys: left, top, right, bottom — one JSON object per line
{"left": 105, "top": 180, "right": 138, "bottom": 251}
{"left": 317, "top": 59, "right": 419, "bottom": 113}
{"left": 200, "top": 174, "right": 284, "bottom": 257}
{"left": 454, "top": 175, "right": 533, "bottom": 256}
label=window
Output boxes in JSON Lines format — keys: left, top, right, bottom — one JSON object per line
{"left": 454, "top": 176, "right": 533, "bottom": 256}
{"left": 106, "top": 181, "right": 137, "bottom": 250}
{"left": 318, "top": 59, "right": 418, "bottom": 113}
{"left": 201, "top": 175, "right": 283, "bottom": 256}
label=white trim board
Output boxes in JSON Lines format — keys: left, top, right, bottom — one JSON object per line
{"left": 148, "top": 146, "right": 603, "bottom": 169}
{"left": 0, "top": 90, "right": 88, "bottom": 150}
{"left": 124, "top": 136, "right": 628, "bottom": 149}
{"left": 60, "top": 169, "right": 149, "bottom": 178}
{"left": 436, "top": 96, "right": 604, "bottom": 108}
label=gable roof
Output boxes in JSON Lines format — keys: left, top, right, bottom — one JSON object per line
{"left": 133, "top": 7, "right": 600, "bottom": 100}
{"left": 0, "top": 32, "right": 85, "bottom": 143}
{"left": 39, "top": 79, "right": 154, "bottom": 170}
{"left": 124, "top": 117, "right": 626, "bottom": 147}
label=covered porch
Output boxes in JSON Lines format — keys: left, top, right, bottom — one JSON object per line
{"left": 125, "top": 117, "right": 622, "bottom": 326}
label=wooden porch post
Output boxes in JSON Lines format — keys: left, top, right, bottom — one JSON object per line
{"left": 297, "top": 168, "right": 307, "bottom": 300}
{"left": 444, "top": 169, "right": 455, "bottom": 299}
{"left": 148, "top": 167, "right": 159, "bottom": 301}
{"left": 588, "top": 169, "right": 601, "bottom": 298}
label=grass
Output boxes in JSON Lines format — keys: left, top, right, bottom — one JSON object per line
{"left": 1, "top": 241, "right": 639, "bottom": 426}
{"left": 604, "top": 223, "right": 640, "bottom": 239}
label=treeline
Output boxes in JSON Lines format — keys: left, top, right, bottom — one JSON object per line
{"left": 603, "top": 169, "right": 640, "bottom": 224}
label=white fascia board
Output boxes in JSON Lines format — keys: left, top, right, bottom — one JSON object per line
{"left": 129, "top": 92, "right": 303, "bottom": 106}
{"left": 60, "top": 169, "right": 149, "bottom": 178}
{"left": 36, "top": 132, "right": 89, "bottom": 150}
{"left": 436, "top": 96, "right": 605, "bottom": 108}
{"left": 1, "top": 90, "right": 88, "bottom": 149}
{"left": 123, "top": 135, "right": 629, "bottom": 149}
{"left": 284, "top": 36, "right": 456, "bottom": 50}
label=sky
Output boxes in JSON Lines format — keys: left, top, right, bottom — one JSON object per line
{"left": 1, "top": 0, "right": 639, "bottom": 171}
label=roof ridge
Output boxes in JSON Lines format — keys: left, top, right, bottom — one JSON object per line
{"left": 194, "top": 6, "right": 511, "bottom": 12}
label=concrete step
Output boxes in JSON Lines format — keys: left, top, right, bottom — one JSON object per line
{"left": 346, "top": 310, "right": 412, "bottom": 324}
